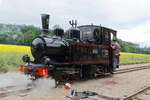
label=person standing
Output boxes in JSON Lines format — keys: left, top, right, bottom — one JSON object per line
{"left": 111, "top": 39, "right": 121, "bottom": 71}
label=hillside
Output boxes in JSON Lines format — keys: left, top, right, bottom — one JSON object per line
{"left": 118, "top": 39, "right": 150, "bottom": 54}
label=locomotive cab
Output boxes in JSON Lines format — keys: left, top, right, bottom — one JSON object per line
{"left": 78, "top": 25, "right": 117, "bottom": 45}
{"left": 78, "top": 25, "right": 102, "bottom": 44}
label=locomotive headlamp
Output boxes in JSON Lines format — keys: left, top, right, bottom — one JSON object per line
{"left": 22, "top": 54, "right": 30, "bottom": 63}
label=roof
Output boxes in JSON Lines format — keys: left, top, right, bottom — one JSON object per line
{"left": 78, "top": 25, "right": 117, "bottom": 33}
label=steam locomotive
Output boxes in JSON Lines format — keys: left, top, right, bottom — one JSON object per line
{"left": 20, "top": 14, "right": 119, "bottom": 81}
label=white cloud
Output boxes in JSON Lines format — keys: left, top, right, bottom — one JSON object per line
{"left": 0, "top": 0, "right": 150, "bottom": 42}
{"left": 118, "top": 20, "right": 150, "bottom": 42}
{"left": 102, "top": 0, "right": 150, "bottom": 23}
{"left": 0, "top": 0, "right": 150, "bottom": 27}
{"left": 0, "top": 0, "right": 2, "bottom": 6}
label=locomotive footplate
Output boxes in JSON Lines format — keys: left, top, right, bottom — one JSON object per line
{"left": 20, "top": 63, "right": 52, "bottom": 78}
{"left": 20, "top": 62, "right": 71, "bottom": 79}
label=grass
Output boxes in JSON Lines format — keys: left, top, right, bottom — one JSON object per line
{"left": 120, "top": 52, "right": 150, "bottom": 64}
{"left": 0, "top": 44, "right": 32, "bottom": 72}
{"left": 0, "top": 44, "right": 150, "bottom": 72}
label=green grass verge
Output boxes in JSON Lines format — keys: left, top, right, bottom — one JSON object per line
{"left": 120, "top": 54, "right": 150, "bottom": 64}
{"left": 0, "top": 51, "right": 32, "bottom": 72}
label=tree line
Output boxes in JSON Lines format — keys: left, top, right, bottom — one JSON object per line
{"left": 0, "top": 23, "right": 150, "bottom": 54}
{"left": 118, "top": 39, "right": 150, "bottom": 54}
{"left": 0, "top": 24, "right": 53, "bottom": 45}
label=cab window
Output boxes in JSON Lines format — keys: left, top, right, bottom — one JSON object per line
{"left": 81, "top": 27, "right": 93, "bottom": 41}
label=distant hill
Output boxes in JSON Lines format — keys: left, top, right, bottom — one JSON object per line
{"left": 0, "top": 23, "right": 150, "bottom": 54}
{"left": 135, "top": 41, "right": 150, "bottom": 48}
{"left": 118, "top": 39, "right": 150, "bottom": 54}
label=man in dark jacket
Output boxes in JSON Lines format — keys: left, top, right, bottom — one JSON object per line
{"left": 111, "top": 39, "right": 121, "bottom": 71}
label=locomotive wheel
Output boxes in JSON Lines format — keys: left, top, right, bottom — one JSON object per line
{"left": 80, "top": 65, "right": 96, "bottom": 79}
{"left": 52, "top": 68, "right": 71, "bottom": 86}
{"left": 88, "top": 65, "right": 97, "bottom": 78}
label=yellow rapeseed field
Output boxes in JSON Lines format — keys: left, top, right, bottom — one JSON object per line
{"left": 120, "top": 52, "right": 150, "bottom": 64}
{"left": 0, "top": 44, "right": 150, "bottom": 71}
{"left": 0, "top": 44, "right": 31, "bottom": 53}
{"left": 120, "top": 52, "right": 150, "bottom": 56}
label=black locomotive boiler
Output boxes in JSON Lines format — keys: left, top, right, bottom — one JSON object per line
{"left": 20, "top": 14, "right": 119, "bottom": 81}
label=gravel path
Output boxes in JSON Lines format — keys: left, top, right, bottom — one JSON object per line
{"left": 0, "top": 63, "right": 150, "bottom": 100}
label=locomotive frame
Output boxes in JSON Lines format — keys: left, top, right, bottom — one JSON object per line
{"left": 20, "top": 14, "right": 119, "bottom": 82}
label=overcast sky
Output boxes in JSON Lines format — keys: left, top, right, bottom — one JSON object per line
{"left": 0, "top": 0, "right": 150, "bottom": 42}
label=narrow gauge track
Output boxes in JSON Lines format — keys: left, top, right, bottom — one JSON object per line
{"left": 89, "top": 86, "right": 150, "bottom": 100}
{"left": 120, "top": 85, "right": 150, "bottom": 100}
{"left": 65, "top": 65, "right": 150, "bottom": 85}
{"left": 0, "top": 64, "right": 150, "bottom": 99}
{"left": 115, "top": 65, "right": 150, "bottom": 74}
{"left": 0, "top": 85, "right": 32, "bottom": 98}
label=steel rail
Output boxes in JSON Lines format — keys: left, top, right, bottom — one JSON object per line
{"left": 120, "top": 86, "right": 150, "bottom": 100}
{"left": 115, "top": 65, "right": 150, "bottom": 74}
{"left": 0, "top": 87, "right": 32, "bottom": 98}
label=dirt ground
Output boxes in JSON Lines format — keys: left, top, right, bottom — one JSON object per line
{"left": 1, "top": 63, "right": 150, "bottom": 100}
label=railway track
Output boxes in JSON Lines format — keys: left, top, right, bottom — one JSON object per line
{"left": 120, "top": 85, "right": 150, "bottom": 100}
{"left": 0, "top": 85, "right": 32, "bottom": 98}
{"left": 65, "top": 85, "right": 150, "bottom": 100}
{"left": 90, "top": 85, "right": 150, "bottom": 100}
{"left": 115, "top": 65, "right": 150, "bottom": 74}
{"left": 0, "top": 64, "right": 150, "bottom": 99}
{"left": 65, "top": 65, "right": 150, "bottom": 86}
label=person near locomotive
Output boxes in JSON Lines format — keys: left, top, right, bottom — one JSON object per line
{"left": 111, "top": 39, "right": 121, "bottom": 71}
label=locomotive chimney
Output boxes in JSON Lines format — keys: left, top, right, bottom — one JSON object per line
{"left": 41, "top": 14, "right": 50, "bottom": 35}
